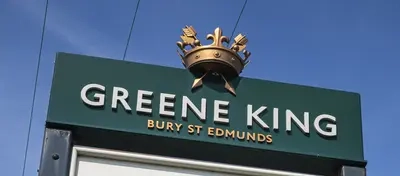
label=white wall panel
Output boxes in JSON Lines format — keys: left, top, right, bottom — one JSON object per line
{"left": 70, "top": 146, "right": 318, "bottom": 176}
{"left": 75, "top": 156, "right": 242, "bottom": 176}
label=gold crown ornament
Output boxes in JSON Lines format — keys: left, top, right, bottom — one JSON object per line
{"left": 177, "top": 26, "right": 251, "bottom": 96}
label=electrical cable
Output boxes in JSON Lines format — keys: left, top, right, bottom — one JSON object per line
{"left": 123, "top": 0, "right": 141, "bottom": 61}
{"left": 21, "top": 0, "right": 49, "bottom": 175}
{"left": 228, "top": 0, "right": 248, "bottom": 46}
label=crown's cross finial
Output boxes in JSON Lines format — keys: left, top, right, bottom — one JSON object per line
{"left": 177, "top": 26, "right": 251, "bottom": 96}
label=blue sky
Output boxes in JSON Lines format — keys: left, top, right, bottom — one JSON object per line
{"left": 0, "top": 0, "right": 399, "bottom": 175}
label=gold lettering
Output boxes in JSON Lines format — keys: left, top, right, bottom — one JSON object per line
{"left": 216, "top": 128, "right": 224, "bottom": 137}
{"left": 208, "top": 127, "right": 214, "bottom": 136}
{"left": 148, "top": 120, "right": 273, "bottom": 145}
{"left": 156, "top": 121, "right": 164, "bottom": 130}
{"left": 257, "top": 134, "right": 266, "bottom": 143}
{"left": 225, "top": 129, "right": 235, "bottom": 138}
{"left": 266, "top": 135, "right": 273, "bottom": 144}
{"left": 188, "top": 125, "right": 195, "bottom": 134}
{"left": 195, "top": 125, "right": 202, "bottom": 134}
{"left": 175, "top": 123, "right": 182, "bottom": 132}
{"left": 147, "top": 120, "right": 154, "bottom": 129}
{"left": 246, "top": 132, "right": 256, "bottom": 142}
{"left": 166, "top": 122, "right": 174, "bottom": 131}
{"left": 236, "top": 131, "right": 245, "bottom": 140}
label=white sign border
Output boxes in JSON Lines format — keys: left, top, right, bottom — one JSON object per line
{"left": 69, "top": 145, "right": 319, "bottom": 176}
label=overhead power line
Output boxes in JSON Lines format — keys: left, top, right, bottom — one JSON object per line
{"left": 22, "top": 0, "right": 49, "bottom": 175}
{"left": 229, "top": 0, "right": 248, "bottom": 46}
{"left": 123, "top": 0, "right": 142, "bottom": 61}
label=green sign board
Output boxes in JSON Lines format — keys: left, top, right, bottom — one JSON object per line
{"left": 47, "top": 52, "right": 364, "bottom": 162}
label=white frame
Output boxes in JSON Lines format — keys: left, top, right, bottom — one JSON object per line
{"left": 69, "top": 146, "right": 319, "bottom": 176}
